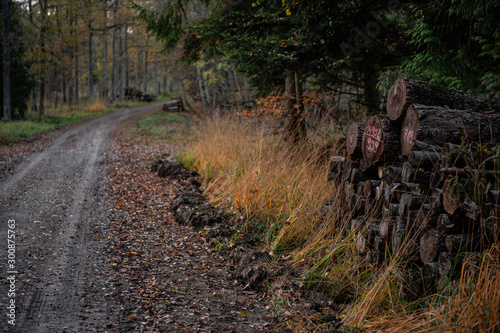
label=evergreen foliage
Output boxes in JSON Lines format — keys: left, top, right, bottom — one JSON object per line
{"left": 1, "top": 1, "right": 36, "bottom": 120}
{"left": 400, "top": 0, "right": 500, "bottom": 97}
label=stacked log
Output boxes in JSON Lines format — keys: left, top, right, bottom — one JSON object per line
{"left": 163, "top": 97, "right": 184, "bottom": 112}
{"left": 328, "top": 78, "right": 500, "bottom": 297}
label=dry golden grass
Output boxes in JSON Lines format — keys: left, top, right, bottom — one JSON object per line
{"left": 187, "top": 113, "right": 341, "bottom": 249}
{"left": 185, "top": 113, "right": 500, "bottom": 333}
{"left": 88, "top": 100, "right": 107, "bottom": 113}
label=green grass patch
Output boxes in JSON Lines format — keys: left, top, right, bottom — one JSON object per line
{"left": 127, "top": 111, "right": 193, "bottom": 144}
{"left": 0, "top": 100, "right": 158, "bottom": 146}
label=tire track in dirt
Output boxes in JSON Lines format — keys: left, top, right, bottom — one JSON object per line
{"left": 0, "top": 103, "right": 163, "bottom": 332}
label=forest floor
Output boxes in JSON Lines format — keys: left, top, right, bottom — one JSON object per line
{"left": 0, "top": 104, "right": 312, "bottom": 332}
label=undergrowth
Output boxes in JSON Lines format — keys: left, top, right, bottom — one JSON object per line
{"left": 182, "top": 112, "right": 500, "bottom": 332}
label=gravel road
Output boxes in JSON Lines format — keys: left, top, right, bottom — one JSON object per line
{"left": 0, "top": 103, "right": 164, "bottom": 332}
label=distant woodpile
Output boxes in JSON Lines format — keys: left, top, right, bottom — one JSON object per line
{"left": 162, "top": 97, "right": 184, "bottom": 112}
{"left": 124, "top": 87, "right": 157, "bottom": 102}
{"left": 329, "top": 78, "right": 500, "bottom": 298}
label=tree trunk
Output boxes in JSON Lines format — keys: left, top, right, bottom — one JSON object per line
{"left": 62, "top": 70, "right": 67, "bottom": 105}
{"left": 68, "top": 61, "right": 73, "bottom": 106}
{"left": 124, "top": 24, "right": 129, "bottom": 89}
{"left": 163, "top": 62, "right": 168, "bottom": 94}
{"left": 28, "top": 0, "right": 37, "bottom": 112}
{"left": 401, "top": 104, "right": 500, "bottom": 155}
{"left": 233, "top": 70, "right": 242, "bottom": 103}
{"left": 196, "top": 66, "right": 207, "bottom": 112}
{"left": 111, "top": 24, "right": 117, "bottom": 103}
{"left": 2, "top": 0, "right": 12, "bottom": 121}
{"left": 362, "top": 115, "right": 401, "bottom": 164}
{"left": 75, "top": 48, "right": 79, "bottom": 105}
{"left": 202, "top": 69, "right": 211, "bottom": 110}
{"left": 156, "top": 62, "right": 161, "bottom": 96}
{"left": 347, "top": 122, "right": 365, "bottom": 158}
{"left": 118, "top": 25, "right": 123, "bottom": 100}
{"left": 88, "top": 22, "right": 94, "bottom": 104}
{"left": 243, "top": 77, "right": 250, "bottom": 103}
{"left": 103, "top": 4, "right": 108, "bottom": 102}
{"left": 38, "top": 0, "right": 48, "bottom": 116}
{"left": 143, "top": 50, "right": 148, "bottom": 93}
{"left": 136, "top": 51, "right": 141, "bottom": 90}
{"left": 227, "top": 69, "right": 236, "bottom": 106}
{"left": 387, "top": 78, "right": 500, "bottom": 122}
{"left": 363, "top": 66, "right": 380, "bottom": 113}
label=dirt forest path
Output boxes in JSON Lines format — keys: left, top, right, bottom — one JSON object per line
{"left": 0, "top": 104, "right": 277, "bottom": 332}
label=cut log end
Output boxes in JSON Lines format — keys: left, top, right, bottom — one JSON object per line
{"left": 362, "top": 116, "right": 400, "bottom": 163}
{"left": 401, "top": 105, "right": 418, "bottom": 155}
{"left": 443, "top": 180, "right": 460, "bottom": 215}
{"left": 420, "top": 228, "right": 445, "bottom": 264}
{"left": 362, "top": 116, "right": 385, "bottom": 162}
{"left": 347, "top": 123, "right": 365, "bottom": 158}
{"left": 387, "top": 78, "right": 407, "bottom": 121}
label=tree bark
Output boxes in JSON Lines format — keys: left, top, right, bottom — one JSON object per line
{"left": 75, "top": 47, "right": 79, "bottom": 105}
{"left": 38, "top": 0, "right": 48, "bottom": 116}
{"left": 143, "top": 50, "right": 148, "bottom": 93}
{"left": 408, "top": 151, "right": 442, "bottom": 168}
{"left": 103, "top": 3, "right": 109, "bottom": 102}
{"left": 363, "top": 66, "right": 380, "bottom": 113}
{"left": 196, "top": 66, "right": 207, "bottom": 112}
{"left": 445, "top": 234, "right": 477, "bottom": 253}
{"left": 387, "top": 78, "right": 500, "bottom": 122}
{"left": 123, "top": 24, "right": 127, "bottom": 89}
{"left": 118, "top": 25, "right": 123, "bottom": 100}
{"left": 402, "top": 161, "right": 431, "bottom": 186}
{"left": 87, "top": 19, "right": 94, "bottom": 104}
{"left": 401, "top": 104, "right": 500, "bottom": 155}
{"left": 227, "top": 69, "right": 236, "bottom": 105}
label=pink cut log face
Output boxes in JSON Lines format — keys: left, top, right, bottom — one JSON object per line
{"left": 401, "top": 105, "right": 418, "bottom": 155}
{"left": 362, "top": 116, "right": 384, "bottom": 162}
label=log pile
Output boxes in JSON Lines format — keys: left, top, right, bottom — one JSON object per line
{"left": 329, "top": 78, "right": 500, "bottom": 297}
{"left": 125, "top": 87, "right": 157, "bottom": 102}
{"left": 162, "top": 97, "right": 184, "bottom": 112}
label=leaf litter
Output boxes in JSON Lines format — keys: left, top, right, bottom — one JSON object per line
{"left": 100, "top": 129, "right": 280, "bottom": 332}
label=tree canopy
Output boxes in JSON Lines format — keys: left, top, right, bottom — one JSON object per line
{"left": 135, "top": 0, "right": 500, "bottom": 111}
